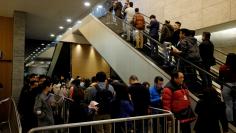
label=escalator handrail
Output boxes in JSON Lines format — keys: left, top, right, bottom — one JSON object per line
{"left": 140, "top": 12, "right": 229, "bottom": 66}
{"left": 99, "top": 12, "right": 235, "bottom": 91}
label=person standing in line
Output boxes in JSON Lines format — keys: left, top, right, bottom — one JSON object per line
{"left": 124, "top": 2, "right": 135, "bottom": 41}
{"left": 172, "top": 21, "right": 182, "bottom": 47}
{"left": 219, "top": 53, "right": 236, "bottom": 123}
{"left": 84, "top": 72, "right": 115, "bottom": 133}
{"left": 149, "top": 76, "right": 164, "bottom": 133}
{"left": 194, "top": 87, "right": 228, "bottom": 133}
{"left": 128, "top": 75, "right": 150, "bottom": 133}
{"left": 133, "top": 8, "right": 145, "bottom": 49}
{"left": 149, "top": 76, "right": 163, "bottom": 108}
{"left": 199, "top": 32, "right": 216, "bottom": 88}
{"left": 34, "top": 79, "right": 54, "bottom": 132}
{"left": 147, "top": 15, "right": 160, "bottom": 57}
{"left": 162, "top": 71, "right": 195, "bottom": 133}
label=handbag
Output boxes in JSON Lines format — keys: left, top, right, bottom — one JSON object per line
{"left": 174, "top": 106, "right": 196, "bottom": 123}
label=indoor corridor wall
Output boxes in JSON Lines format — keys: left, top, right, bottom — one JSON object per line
{"left": 71, "top": 44, "right": 110, "bottom": 79}
{"left": 0, "top": 16, "right": 13, "bottom": 121}
{"left": 135, "top": 0, "right": 236, "bottom": 30}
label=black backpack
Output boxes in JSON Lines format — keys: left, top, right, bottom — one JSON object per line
{"left": 94, "top": 85, "right": 113, "bottom": 114}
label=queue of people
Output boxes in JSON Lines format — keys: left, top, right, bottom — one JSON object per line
{"left": 17, "top": 70, "right": 230, "bottom": 133}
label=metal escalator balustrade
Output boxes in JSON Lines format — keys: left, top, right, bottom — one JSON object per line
{"left": 0, "top": 98, "right": 22, "bottom": 133}
{"left": 93, "top": 10, "right": 236, "bottom": 130}
{"left": 140, "top": 12, "right": 229, "bottom": 75}
{"left": 90, "top": 0, "right": 233, "bottom": 100}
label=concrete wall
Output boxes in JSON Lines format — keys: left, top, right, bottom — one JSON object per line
{"left": 135, "top": 0, "right": 236, "bottom": 30}
{"left": 12, "top": 11, "right": 26, "bottom": 102}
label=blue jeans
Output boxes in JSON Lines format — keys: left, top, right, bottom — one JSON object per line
{"left": 222, "top": 83, "right": 236, "bottom": 121}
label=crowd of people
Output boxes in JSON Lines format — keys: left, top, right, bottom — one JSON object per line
{"left": 18, "top": 70, "right": 230, "bottom": 133}
{"left": 16, "top": 0, "right": 236, "bottom": 133}
{"left": 107, "top": 0, "right": 217, "bottom": 89}
{"left": 109, "top": 1, "right": 236, "bottom": 126}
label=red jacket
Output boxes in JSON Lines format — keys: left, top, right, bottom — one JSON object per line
{"left": 162, "top": 81, "right": 190, "bottom": 113}
{"left": 219, "top": 64, "right": 236, "bottom": 83}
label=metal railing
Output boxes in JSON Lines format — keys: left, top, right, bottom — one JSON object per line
{"left": 28, "top": 107, "right": 177, "bottom": 133}
{"left": 0, "top": 97, "right": 22, "bottom": 133}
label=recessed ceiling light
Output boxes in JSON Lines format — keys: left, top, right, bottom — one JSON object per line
{"left": 44, "top": 48, "right": 46, "bottom": 50}
{"left": 50, "top": 34, "right": 55, "bottom": 37}
{"left": 35, "top": 49, "right": 38, "bottom": 51}
{"left": 41, "top": 43, "right": 45, "bottom": 46}
{"left": 58, "top": 35, "right": 62, "bottom": 38}
{"left": 33, "top": 51, "right": 36, "bottom": 53}
{"left": 66, "top": 18, "right": 72, "bottom": 23}
{"left": 59, "top": 26, "right": 64, "bottom": 30}
{"left": 77, "top": 20, "right": 82, "bottom": 24}
{"left": 68, "top": 27, "right": 72, "bottom": 30}
{"left": 84, "top": 2, "right": 90, "bottom": 7}
{"left": 97, "top": 5, "right": 103, "bottom": 8}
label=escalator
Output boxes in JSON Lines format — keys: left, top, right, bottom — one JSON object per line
{"left": 76, "top": 9, "right": 236, "bottom": 132}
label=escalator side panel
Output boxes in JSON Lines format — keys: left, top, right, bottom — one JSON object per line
{"left": 78, "top": 14, "right": 170, "bottom": 85}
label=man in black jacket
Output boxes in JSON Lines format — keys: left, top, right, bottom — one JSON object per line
{"left": 199, "top": 32, "right": 215, "bottom": 88}
{"left": 147, "top": 15, "right": 160, "bottom": 57}
{"left": 128, "top": 75, "right": 150, "bottom": 133}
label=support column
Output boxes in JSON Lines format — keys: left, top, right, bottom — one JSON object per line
{"left": 12, "top": 11, "right": 26, "bottom": 102}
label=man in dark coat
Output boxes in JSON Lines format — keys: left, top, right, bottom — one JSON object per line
{"left": 199, "top": 32, "right": 215, "bottom": 87}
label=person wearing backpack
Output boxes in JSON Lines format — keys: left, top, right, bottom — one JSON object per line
{"left": 84, "top": 71, "right": 115, "bottom": 133}
{"left": 133, "top": 8, "right": 145, "bottom": 49}
{"left": 160, "top": 20, "right": 174, "bottom": 44}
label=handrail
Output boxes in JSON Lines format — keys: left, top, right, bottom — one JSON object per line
{"left": 140, "top": 12, "right": 229, "bottom": 65}
{"left": 0, "top": 98, "right": 10, "bottom": 104}
{"left": 214, "top": 48, "right": 228, "bottom": 57}
{"left": 0, "top": 97, "right": 22, "bottom": 133}
{"left": 28, "top": 107, "right": 175, "bottom": 133}
{"left": 99, "top": 12, "right": 235, "bottom": 93}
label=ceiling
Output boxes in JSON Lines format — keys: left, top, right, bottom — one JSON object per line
{"left": 0, "top": 0, "right": 105, "bottom": 41}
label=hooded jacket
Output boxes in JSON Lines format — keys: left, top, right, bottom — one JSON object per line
{"left": 179, "top": 37, "right": 202, "bottom": 62}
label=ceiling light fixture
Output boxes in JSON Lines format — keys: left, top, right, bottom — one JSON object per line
{"left": 50, "top": 34, "right": 55, "bottom": 37}
{"left": 58, "top": 35, "right": 62, "bottom": 38}
{"left": 97, "top": 5, "right": 103, "bottom": 8}
{"left": 41, "top": 43, "right": 45, "bottom": 46}
{"left": 59, "top": 26, "right": 64, "bottom": 29}
{"left": 68, "top": 27, "right": 72, "bottom": 30}
{"left": 77, "top": 20, "right": 82, "bottom": 24}
{"left": 84, "top": 2, "right": 90, "bottom": 7}
{"left": 66, "top": 18, "right": 72, "bottom": 23}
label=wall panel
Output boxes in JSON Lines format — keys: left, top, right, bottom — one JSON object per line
{"left": 0, "top": 16, "right": 13, "bottom": 99}
{"left": 72, "top": 44, "right": 110, "bottom": 79}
